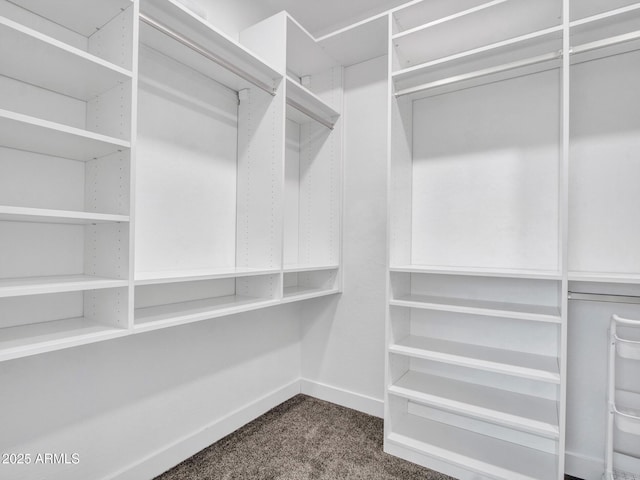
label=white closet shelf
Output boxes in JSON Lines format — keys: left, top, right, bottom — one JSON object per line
{"left": 393, "top": 26, "right": 563, "bottom": 99}
{"left": 390, "top": 265, "right": 562, "bottom": 280}
{"left": 389, "top": 336, "right": 560, "bottom": 383}
{"left": 286, "top": 77, "right": 339, "bottom": 129}
{"left": 0, "top": 109, "right": 130, "bottom": 161}
{"left": 286, "top": 15, "right": 338, "bottom": 78}
{"left": 140, "top": 0, "right": 281, "bottom": 94}
{"left": 135, "top": 267, "right": 280, "bottom": 285}
{"left": 283, "top": 264, "right": 339, "bottom": 273}
{"left": 0, "top": 17, "right": 132, "bottom": 101}
{"left": 0, "top": 275, "right": 128, "bottom": 298}
{"left": 570, "top": 2, "right": 640, "bottom": 28}
{"left": 389, "top": 371, "right": 559, "bottom": 438}
{"left": 389, "top": 293, "right": 561, "bottom": 323}
{"left": 282, "top": 286, "right": 340, "bottom": 304}
{"left": 134, "top": 296, "right": 280, "bottom": 331}
{"left": 387, "top": 413, "right": 557, "bottom": 480}
{"left": 0, "top": 206, "right": 129, "bottom": 225}
{"left": 0, "top": 317, "right": 128, "bottom": 363}
{"left": 392, "top": 0, "right": 509, "bottom": 40}
{"left": 392, "top": 0, "right": 561, "bottom": 70}
{"left": 569, "top": 271, "right": 640, "bottom": 284}
{"left": 14, "top": 0, "right": 132, "bottom": 37}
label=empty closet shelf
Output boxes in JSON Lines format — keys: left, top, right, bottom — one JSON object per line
{"left": 286, "top": 77, "right": 339, "bottom": 128}
{"left": 0, "top": 275, "right": 128, "bottom": 298}
{"left": 0, "top": 206, "right": 129, "bottom": 225}
{"left": 0, "top": 317, "right": 127, "bottom": 362}
{"left": 570, "top": 271, "right": 640, "bottom": 284}
{"left": 390, "top": 265, "right": 562, "bottom": 280}
{"left": 389, "top": 293, "right": 561, "bottom": 322}
{"left": 0, "top": 109, "right": 130, "bottom": 161}
{"left": 134, "top": 296, "right": 279, "bottom": 330}
{"left": 387, "top": 413, "right": 557, "bottom": 480}
{"left": 135, "top": 267, "right": 280, "bottom": 285}
{"left": 389, "top": 336, "right": 560, "bottom": 383}
{"left": 389, "top": 371, "right": 559, "bottom": 438}
{"left": 283, "top": 264, "right": 339, "bottom": 273}
{"left": 282, "top": 286, "right": 340, "bottom": 303}
{"left": 0, "top": 16, "right": 132, "bottom": 101}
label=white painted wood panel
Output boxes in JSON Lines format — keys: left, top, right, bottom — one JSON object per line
{"left": 411, "top": 70, "right": 560, "bottom": 271}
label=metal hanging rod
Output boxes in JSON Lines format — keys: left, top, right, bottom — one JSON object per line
{"left": 139, "top": 13, "right": 276, "bottom": 96}
{"left": 395, "top": 51, "right": 561, "bottom": 98}
{"left": 569, "top": 292, "right": 640, "bottom": 305}
{"left": 286, "top": 98, "right": 335, "bottom": 130}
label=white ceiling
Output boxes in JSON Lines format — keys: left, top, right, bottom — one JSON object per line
{"left": 261, "top": 0, "right": 407, "bottom": 37}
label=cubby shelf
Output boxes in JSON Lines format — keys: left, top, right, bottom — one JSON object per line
{"left": 389, "top": 294, "right": 561, "bottom": 323}
{"left": 0, "top": 206, "right": 129, "bottom": 225}
{"left": 389, "top": 371, "right": 559, "bottom": 438}
{"left": 139, "top": 0, "right": 281, "bottom": 93}
{"left": 390, "top": 265, "right": 562, "bottom": 281}
{"left": 570, "top": 2, "right": 640, "bottom": 26}
{"left": 0, "top": 275, "right": 128, "bottom": 299}
{"left": 387, "top": 413, "right": 557, "bottom": 480}
{"left": 0, "top": 317, "right": 128, "bottom": 363}
{"left": 286, "top": 76, "right": 339, "bottom": 128}
{"left": 282, "top": 286, "right": 340, "bottom": 303}
{"left": 135, "top": 267, "right": 280, "bottom": 286}
{"left": 389, "top": 336, "right": 560, "bottom": 383}
{"left": 134, "top": 296, "right": 281, "bottom": 331}
{"left": 0, "top": 16, "right": 132, "bottom": 101}
{"left": 0, "top": 109, "right": 130, "bottom": 161}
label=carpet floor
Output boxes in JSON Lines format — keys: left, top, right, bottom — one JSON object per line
{"left": 154, "top": 394, "right": 454, "bottom": 480}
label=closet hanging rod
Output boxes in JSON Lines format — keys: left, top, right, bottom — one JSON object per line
{"left": 394, "top": 50, "right": 561, "bottom": 98}
{"left": 139, "top": 13, "right": 277, "bottom": 96}
{"left": 571, "top": 30, "right": 640, "bottom": 56}
{"left": 286, "top": 98, "right": 335, "bottom": 130}
{"left": 568, "top": 292, "right": 640, "bottom": 305}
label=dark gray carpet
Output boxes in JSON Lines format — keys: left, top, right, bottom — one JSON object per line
{"left": 154, "top": 394, "right": 454, "bottom": 479}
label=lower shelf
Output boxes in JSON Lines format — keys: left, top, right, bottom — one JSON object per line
{"left": 0, "top": 317, "right": 127, "bottom": 362}
{"left": 389, "top": 336, "right": 560, "bottom": 383}
{"left": 389, "top": 371, "right": 559, "bottom": 438}
{"left": 134, "top": 295, "right": 280, "bottom": 331}
{"left": 387, "top": 413, "right": 557, "bottom": 480}
{"left": 282, "top": 286, "right": 340, "bottom": 303}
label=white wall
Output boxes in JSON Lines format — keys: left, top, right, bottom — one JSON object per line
{"left": 300, "top": 55, "right": 388, "bottom": 417}
{"left": 0, "top": 307, "right": 301, "bottom": 480}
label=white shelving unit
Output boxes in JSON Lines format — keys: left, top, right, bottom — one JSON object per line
{"left": 0, "top": 0, "right": 344, "bottom": 362}
{"left": 0, "top": 0, "right": 137, "bottom": 361}
{"left": 242, "top": 12, "right": 344, "bottom": 304}
{"left": 386, "top": 0, "right": 568, "bottom": 478}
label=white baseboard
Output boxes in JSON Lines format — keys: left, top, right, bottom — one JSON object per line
{"left": 565, "top": 450, "right": 604, "bottom": 480}
{"left": 300, "top": 378, "right": 384, "bottom": 418}
{"left": 105, "top": 380, "right": 301, "bottom": 480}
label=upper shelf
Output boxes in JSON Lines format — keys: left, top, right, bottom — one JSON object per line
{"left": 392, "top": 0, "right": 561, "bottom": 71}
{"left": 0, "top": 108, "right": 130, "bottom": 161}
{"left": 393, "top": 26, "right": 563, "bottom": 99}
{"left": 135, "top": 267, "right": 280, "bottom": 286}
{"left": 286, "top": 77, "right": 340, "bottom": 129}
{"left": 570, "top": 0, "right": 640, "bottom": 22}
{"left": 139, "top": 0, "right": 281, "bottom": 94}
{"left": 0, "top": 16, "right": 132, "bottom": 101}
{"left": 13, "top": 0, "right": 132, "bottom": 37}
